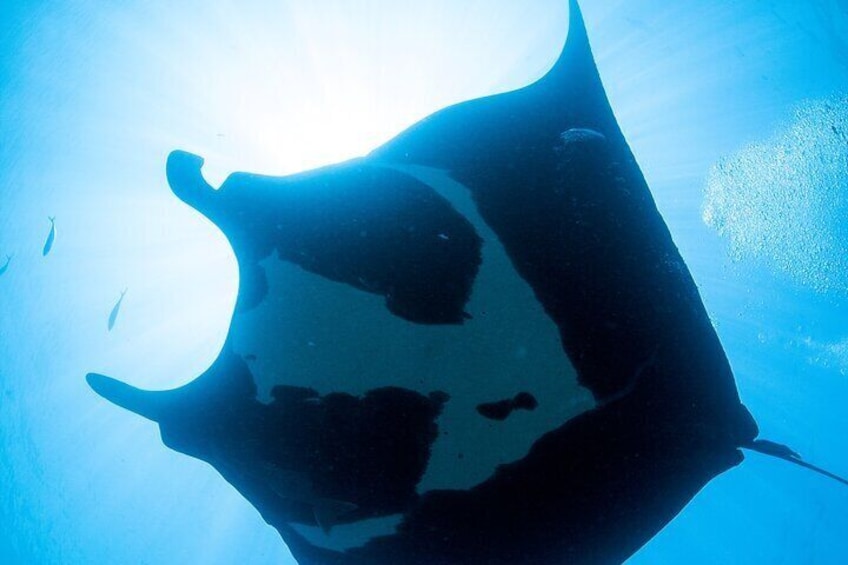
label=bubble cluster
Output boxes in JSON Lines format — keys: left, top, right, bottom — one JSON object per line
{"left": 703, "top": 95, "right": 848, "bottom": 293}
{"left": 800, "top": 336, "right": 848, "bottom": 376}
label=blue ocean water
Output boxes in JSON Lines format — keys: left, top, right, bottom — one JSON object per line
{"left": 1, "top": 0, "right": 847, "bottom": 563}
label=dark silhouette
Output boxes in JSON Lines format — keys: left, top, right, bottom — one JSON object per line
{"left": 476, "top": 392, "right": 538, "bottom": 421}
{"left": 107, "top": 288, "right": 127, "bottom": 331}
{"left": 85, "top": 1, "right": 834, "bottom": 563}
{"left": 42, "top": 216, "right": 56, "bottom": 257}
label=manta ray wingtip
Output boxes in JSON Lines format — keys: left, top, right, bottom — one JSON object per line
{"left": 86, "top": 373, "right": 166, "bottom": 422}
{"left": 532, "top": 0, "right": 598, "bottom": 99}
{"left": 566, "top": 0, "right": 589, "bottom": 49}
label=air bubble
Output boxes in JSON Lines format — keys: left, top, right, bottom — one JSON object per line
{"left": 703, "top": 95, "right": 848, "bottom": 294}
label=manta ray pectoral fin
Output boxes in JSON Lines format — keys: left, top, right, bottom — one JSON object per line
{"left": 86, "top": 373, "right": 166, "bottom": 422}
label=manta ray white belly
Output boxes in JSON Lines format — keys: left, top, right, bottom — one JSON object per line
{"left": 228, "top": 164, "right": 594, "bottom": 493}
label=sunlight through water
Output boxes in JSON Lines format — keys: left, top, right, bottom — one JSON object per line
{"left": 2, "top": 0, "right": 848, "bottom": 564}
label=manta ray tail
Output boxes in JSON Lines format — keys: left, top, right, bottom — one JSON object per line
{"left": 744, "top": 439, "right": 848, "bottom": 487}
{"left": 86, "top": 373, "right": 167, "bottom": 422}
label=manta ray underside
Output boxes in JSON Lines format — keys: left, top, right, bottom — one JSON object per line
{"left": 88, "top": 1, "right": 765, "bottom": 563}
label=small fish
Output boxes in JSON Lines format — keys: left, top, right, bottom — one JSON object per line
{"left": 0, "top": 255, "right": 12, "bottom": 276}
{"left": 108, "top": 288, "right": 128, "bottom": 331}
{"left": 42, "top": 216, "right": 56, "bottom": 256}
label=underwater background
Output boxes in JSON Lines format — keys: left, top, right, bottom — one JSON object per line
{"left": 1, "top": 0, "right": 847, "bottom": 563}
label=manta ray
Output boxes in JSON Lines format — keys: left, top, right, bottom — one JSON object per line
{"left": 86, "top": 1, "right": 842, "bottom": 563}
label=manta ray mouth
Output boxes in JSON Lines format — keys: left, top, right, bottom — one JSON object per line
{"left": 165, "top": 149, "right": 484, "bottom": 325}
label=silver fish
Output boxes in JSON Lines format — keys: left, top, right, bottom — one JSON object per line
{"left": 42, "top": 216, "right": 56, "bottom": 257}
{"left": 108, "top": 288, "right": 127, "bottom": 331}
{"left": 0, "top": 255, "right": 11, "bottom": 276}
